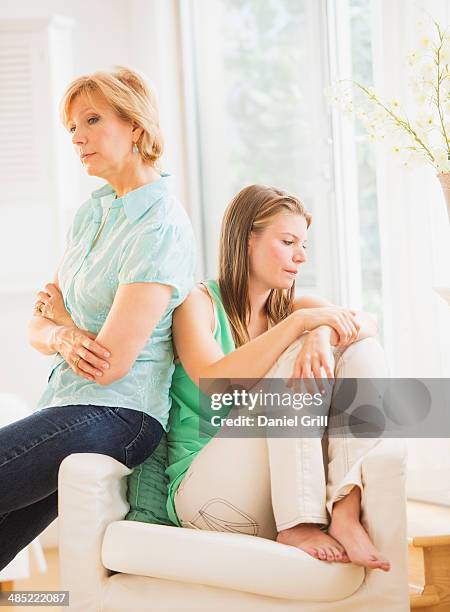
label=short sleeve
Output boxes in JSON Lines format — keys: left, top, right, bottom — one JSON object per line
{"left": 118, "top": 221, "right": 195, "bottom": 304}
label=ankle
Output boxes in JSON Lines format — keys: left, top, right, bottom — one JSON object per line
{"left": 330, "top": 506, "right": 360, "bottom": 525}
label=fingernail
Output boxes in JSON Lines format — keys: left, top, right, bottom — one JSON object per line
{"left": 104, "top": 351, "right": 110, "bottom": 357}
{"left": 103, "top": 363, "right": 109, "bottom": 369}
{"left": 97, "top": 371, "right": 103, "bottom": 376}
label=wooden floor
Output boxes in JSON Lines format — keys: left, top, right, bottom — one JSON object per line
{"left": 1, "top": 549, "right": 61, "bottom": 611}
{"left": 407, "top": 501, "right": 450, "bottom": 611}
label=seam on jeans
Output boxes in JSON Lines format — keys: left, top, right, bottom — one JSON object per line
{"left": 125, "top": 414, "right": 161, "bottom": 467}
{"left": 300, "top": 438, "right": 315, "bottom": 517}
{"left": 335, "top": 349, "right": 351, "bottom": 474}
{"left": 124, "top": 412, "right": 146, "bottom": 453}
{"left": 298, "top": 437, "right": 305, "bottom": 518}
{"left": 328, "top": 482, "right": 362, "bottom": 512}
{"left": 276, "top": 514, "right": 328, "bottom": 529}
{"left": 0, "top": 409, "right": 110, "bottom": 469}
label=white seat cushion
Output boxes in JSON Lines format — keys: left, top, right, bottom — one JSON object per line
{"left": 102, "top": 521, "right": 364, "bottom": 601}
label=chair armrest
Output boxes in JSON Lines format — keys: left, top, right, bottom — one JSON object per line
{"left": 359, "top": 439, "right": 410, "bottom": 610}
{"left": 58, "top": 453, "right": 131, "bottom": 612}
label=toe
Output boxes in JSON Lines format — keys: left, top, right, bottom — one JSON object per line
{"left": 368, "top": 556, "right": 387, "bottom": 570}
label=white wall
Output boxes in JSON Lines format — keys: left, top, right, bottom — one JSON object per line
{"left": 0, "top": 0, "right": 188, "bottom": 410}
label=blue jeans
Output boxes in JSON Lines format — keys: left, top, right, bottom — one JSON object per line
{"left": 0, "top": 404, "right": 163, "bottom": 570}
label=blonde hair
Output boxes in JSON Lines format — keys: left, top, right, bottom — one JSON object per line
{"left": 218, "top": 184, "right": 312, "bottom": 347}
{"left": 59, "top": 66, "right": 163, "bottom": 165}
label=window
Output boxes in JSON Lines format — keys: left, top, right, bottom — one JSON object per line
{"left": 182, "top": 0, "right": 337, "bottom": 297}
{"left": 348, "top": 0, "right": 383, "bottom": 334}
{"left": 180, "top": 0, "right": 449, "bottom": 506}
{"left": 0, "top": 16, "right": 77, "bottom": 292}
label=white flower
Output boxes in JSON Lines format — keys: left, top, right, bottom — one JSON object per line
{"left": 420, "top": 113, "right": 435, "bottom": 127}
{"left": 440, "top": 45, "right": 450, "bottom": 63}
{"left": 415, "top": 92, "right": 430, "bottom": 106}
{"left": 418, "top": 62, "right": 435, "bottom": 81}
{"left": 407, "top": 51, "right": 419, "bottom": 66}
{"left": 409, "top": 77, "right": 422, "bottom": 92}
{"left": 435, "top": 149, "right": 450, "bottom": 172}
{"left": 415, "top": 19, "right": 429, "bottom": 34}
{"left": 402, "top": 151, "right": 428, "bottom": 171}
{"left": 326, "top": 18, "right": 450, "bottom": 172}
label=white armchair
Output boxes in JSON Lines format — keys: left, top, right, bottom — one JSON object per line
{"left": 58, "top": 442, "right": 409, "bottom": 612}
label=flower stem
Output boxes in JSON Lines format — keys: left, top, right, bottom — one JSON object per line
{"left": 433, "top": 20, "right": 450, "bottom": 160}
{"left": 350, "top": 80, "right": 436, "bottom": 164}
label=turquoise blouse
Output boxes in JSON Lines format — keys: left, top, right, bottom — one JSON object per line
{"left": 36, "top": 173, "right": 196, "bottom": 431}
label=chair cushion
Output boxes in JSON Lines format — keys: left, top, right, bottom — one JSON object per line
{"left": 102, "top": 521, "right": 364, "bottom": 602}
{"left": 125, "top": 434, "right": 173, "bottom": 526}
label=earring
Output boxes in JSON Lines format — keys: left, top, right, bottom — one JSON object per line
{"left": 133, "top": 142, "right": 139, "bottom": 154}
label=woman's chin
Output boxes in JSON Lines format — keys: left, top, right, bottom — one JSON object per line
{"left": 271, "top": 280, "right": 295, "bottom": 291}
{"left": 85, "top": 165, "right": 103, "bottom": 179}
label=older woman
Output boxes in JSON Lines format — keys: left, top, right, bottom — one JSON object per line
{"left": 0, "top": 67, "right": 195, "bottom": 570}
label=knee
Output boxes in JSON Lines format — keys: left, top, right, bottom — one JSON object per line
{"left": 335, "top": 336, "right": 389, "bottom": 377}
{"left": 340, "top": 336, "right": 383, "bottom": 356}
{"left": 266, "top": 334, "right": 309, "bottom": 378}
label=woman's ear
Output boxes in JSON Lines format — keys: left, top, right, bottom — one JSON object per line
{"left": 131, "top": 124, "right": 144, "bottom": 142}
{"left": 247, "top": 231, "right": 254, "bottom": 255}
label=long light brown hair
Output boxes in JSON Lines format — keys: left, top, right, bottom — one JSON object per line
{"left": 218, "top": 184, "right": 312, "bottom": 347}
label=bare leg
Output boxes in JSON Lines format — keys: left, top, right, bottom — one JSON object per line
{"left": 328, "top": 486, "right": 390, "bottom": 571}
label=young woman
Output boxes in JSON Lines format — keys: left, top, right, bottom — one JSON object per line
{"left": 0, "top": 67, "right": 195, "bottom": 570}
{"left": 166, "top": 184, "right": 393, "bottom": 572}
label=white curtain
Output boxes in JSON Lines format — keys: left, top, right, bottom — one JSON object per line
{"left": 371, "top": 0, "right": 450, "bottom": 504}
{"left": 371, "top": 0, "right": 450, "bottom": 378}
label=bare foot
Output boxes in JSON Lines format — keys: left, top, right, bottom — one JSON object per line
{"left": 276, "top": 523, "right": 350, "bottom": 563}
{"left": 328, "top": 518, "right": 390, "bottom": 572}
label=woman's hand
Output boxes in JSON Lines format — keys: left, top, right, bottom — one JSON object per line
{"left": 54, "top": 326, "right": 111, "bottom": 382}
{"left": 297, "top": 307, "right": 360, "bottom": 346}
{"left": 34, "top": 282, "right": 111, "bottom": 381}
{"left": 288, "top": 327, "right": 335, "bottom": 394}
{"left": 34, "top": 283, "right": 75, "bottom": 328}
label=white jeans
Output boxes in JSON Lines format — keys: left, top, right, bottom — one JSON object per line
{"left": 175, "top": 336, "right": 405, "bottom": 540}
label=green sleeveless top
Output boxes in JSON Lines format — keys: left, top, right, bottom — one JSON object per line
{"left": 166, "top": 279, "right": 235, "bottom": 525}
